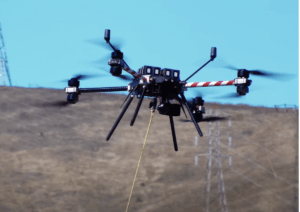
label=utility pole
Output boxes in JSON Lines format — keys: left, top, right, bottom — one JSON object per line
{"left": 0, "top": 23, "right": 12, "bottom": 86}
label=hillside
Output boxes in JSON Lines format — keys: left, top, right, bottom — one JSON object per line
{"left": 0, "top": 87, "right": 298, "bottom": 212}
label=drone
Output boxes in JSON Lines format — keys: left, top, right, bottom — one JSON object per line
{"left": 63, "top": 29, "right": 275, "bottom": 152}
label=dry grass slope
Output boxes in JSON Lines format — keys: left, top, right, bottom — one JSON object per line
{"left": 0, "top": 87, "right": 298, "bottom": 212}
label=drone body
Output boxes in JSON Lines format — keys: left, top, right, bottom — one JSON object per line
{"left": 65, "top": 29, "right": 254, "bottom": 151}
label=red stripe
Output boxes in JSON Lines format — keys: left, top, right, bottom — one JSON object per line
{"left": 191, "top": 82, "right": 198, "bottom": 87}
{"left": 131, "top": 71, "right": 136, "bottom": 75}
{"left": 227, "top": 80, "right": 234, "bottom": 85}
{"left": 203, "top": 82, "right": 211, "bottom": 87}
{"left": 136, "top": 74, "right": 141, "bottom": 78}
{"left": 124, "top": 67, "right": 130, "bottom": 71}
{"left": 215, "top": 81, "right": 222, "bottom": 86}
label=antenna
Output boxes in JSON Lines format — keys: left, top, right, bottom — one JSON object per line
{"left": 0, "top": 23, "right": 12, "bottom": 86}
{"left": 104, "top": 29, "right": 130, "bottom": 69}
{"left": 184, "top": 47, "right": 217, "bottom": 82}
{"left": 104, "top": 29, "right": 110, "bottom": 43}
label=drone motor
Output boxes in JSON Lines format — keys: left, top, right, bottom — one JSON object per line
{"left": 108, "top": 58, "right": 124, "bottom": 76}
{"left": 192, "top": 97, "right": 204, "bottom": 106}
{"left": 67, "top": 93, "right": 79, "bottom": 104}
{"left": 236, "top": 85, "right": 249, "bottom": 95}
{"left": 238, "top": 69, "right": 249, "bottom": 78}
{"left": 68, "top": 78, "right": 80, "bottom": 88}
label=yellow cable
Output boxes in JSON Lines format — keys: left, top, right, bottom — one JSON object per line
{"left": 125, "top": 110, "right": 155, "bottom": 212}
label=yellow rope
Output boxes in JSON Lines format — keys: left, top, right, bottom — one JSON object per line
{"left": 125, "top": 110, "right": 155, "bottom": 212}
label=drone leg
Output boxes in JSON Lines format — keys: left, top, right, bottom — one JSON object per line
{"left": 176, "top": 96, "right": 188, "bottom": 119}
{"left": 130, "top": 86, "right": 146, "bottom": 126}
{"left": 169, "top": 115, "right": 178, "bottom": 151}
{"left": 120, "top": 86, "right": 137, "bottom": 108}
{"left": 106, "top": 95, "right": 134, "bottom": 141}
{"left": 180, "top": 93, "right": 203, "bottom": 137}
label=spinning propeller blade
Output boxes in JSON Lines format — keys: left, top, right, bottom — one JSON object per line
{"left": 224, "top": 65, "right": 294, "bottom": 80}
{"left": 59, "top": 74, "right": 104, "bottom": 83}
{"left": 86, "top": 38, "right": 124, "bottom": 51}
{"left": 117, "top": 75, "right": 134, "bottom": 81}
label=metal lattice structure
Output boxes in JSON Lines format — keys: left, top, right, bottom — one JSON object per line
{"left": 195, "top": 108, "right": 232, "bottom": 212}
{"left": 0, "top": 23, "right": 12, "bottom": 86}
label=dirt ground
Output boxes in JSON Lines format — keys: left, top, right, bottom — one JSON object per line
{"left": 0, "top": 87, "right": 298, "bottom": 212}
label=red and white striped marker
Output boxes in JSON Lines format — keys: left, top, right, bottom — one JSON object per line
{"left": 123, "top": 67, "right": 147, "bottom": 82}
{"left": 185, "top": 78, "right": 248, "bottom": 87}
{"left": 185, "top": 80, "right": 235, "bottom": 87}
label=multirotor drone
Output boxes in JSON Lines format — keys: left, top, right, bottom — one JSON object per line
{"left": 64, "top": 29, "right": 271, "bottom": 151}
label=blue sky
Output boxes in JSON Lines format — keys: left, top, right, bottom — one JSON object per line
{"left": 0, "top": 0, "right": 298, "bottom": 108}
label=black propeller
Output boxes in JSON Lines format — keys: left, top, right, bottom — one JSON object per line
{"left": 93, "top": 66, "right": 133, "bottom": 82}
{"left": 86, "top": 38, "right": 124, "bottom": 52}
{"left": 186, "top": 87, "right": 218, "bottom": 103}
{"left": 60, "top": 74, "right": 104, "bottom": 83}
{"left": 225, "top": 65, "right": 293, "bottom": 80}
{"left": 117, "top": 75, "right": 134, "bottom": 81}
{"left": 86, "top": 37, "right": 129, "bottom": 64}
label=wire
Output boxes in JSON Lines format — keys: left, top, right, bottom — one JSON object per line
{"left": 125, "top": 110, "right": 155, "bottom": 212}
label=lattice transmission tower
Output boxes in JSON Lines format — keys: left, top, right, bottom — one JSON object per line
{"left": 0, "top": 23, "right": 12, "bottom": 86}
{"left": 195, "top": 108, "right": 232, "bottom": 212}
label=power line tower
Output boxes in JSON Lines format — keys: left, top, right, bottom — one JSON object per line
{"left": 195, "top": 108, "right": 232, "bottom": 212}
{"left": 0, "top": 23, "right": 12, "bottom": 86}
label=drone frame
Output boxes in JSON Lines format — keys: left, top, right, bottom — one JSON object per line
{"left": 65, "top": 29, "right": 252, "bottom": 151}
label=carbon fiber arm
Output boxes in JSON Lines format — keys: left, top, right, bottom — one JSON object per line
{"left": 78, "top": 86, "right": 128, "bottom": 93}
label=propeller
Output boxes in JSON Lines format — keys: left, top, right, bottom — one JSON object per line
{"left": 71, "top": 74, "right": 100, "bottom": 80}
{"left": 59, "top": 74, "right": 104, "bottom": 83}
{"left": 86, "top": 38, "right": 124, "bottom": 51}
{"left": 186, "top": 88, "right": 218, "bottom": 104}
{"left": 117, "top": 74, "right": 134, "bottom": 81}
{"left": 225, "top": 65, "right": 294, "bottom": 80}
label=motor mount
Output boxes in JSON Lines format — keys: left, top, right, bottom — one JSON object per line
{"left": 110, "top": 66, "right": 122, "bottom": 76}
{"left": 236, "top": 84, "right": 249, "bottom": 95}
{"left": 111, "top": 50, "right": 123, "bottom": 59}
{"left": 68, "top": 78, "right": 80, "bottom": 88}
{"left": 192, "top": 97, "right": 204, "bottom": 106}
{"left": 67, "top": 93, "right": 78, "bottom": 104}
{"left": 238, "top": 69, "right": 249, "bottom": 78}
{"left": 109, "top": 57, "right": 123, "bottom": 76}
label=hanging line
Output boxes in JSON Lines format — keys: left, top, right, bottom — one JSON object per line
{"left": 125, "top": 110, "right": 155, "bottom": 212}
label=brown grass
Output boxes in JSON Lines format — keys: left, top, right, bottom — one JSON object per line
{"left": 0, "top": 86, "right": 298, "bottom": 212}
